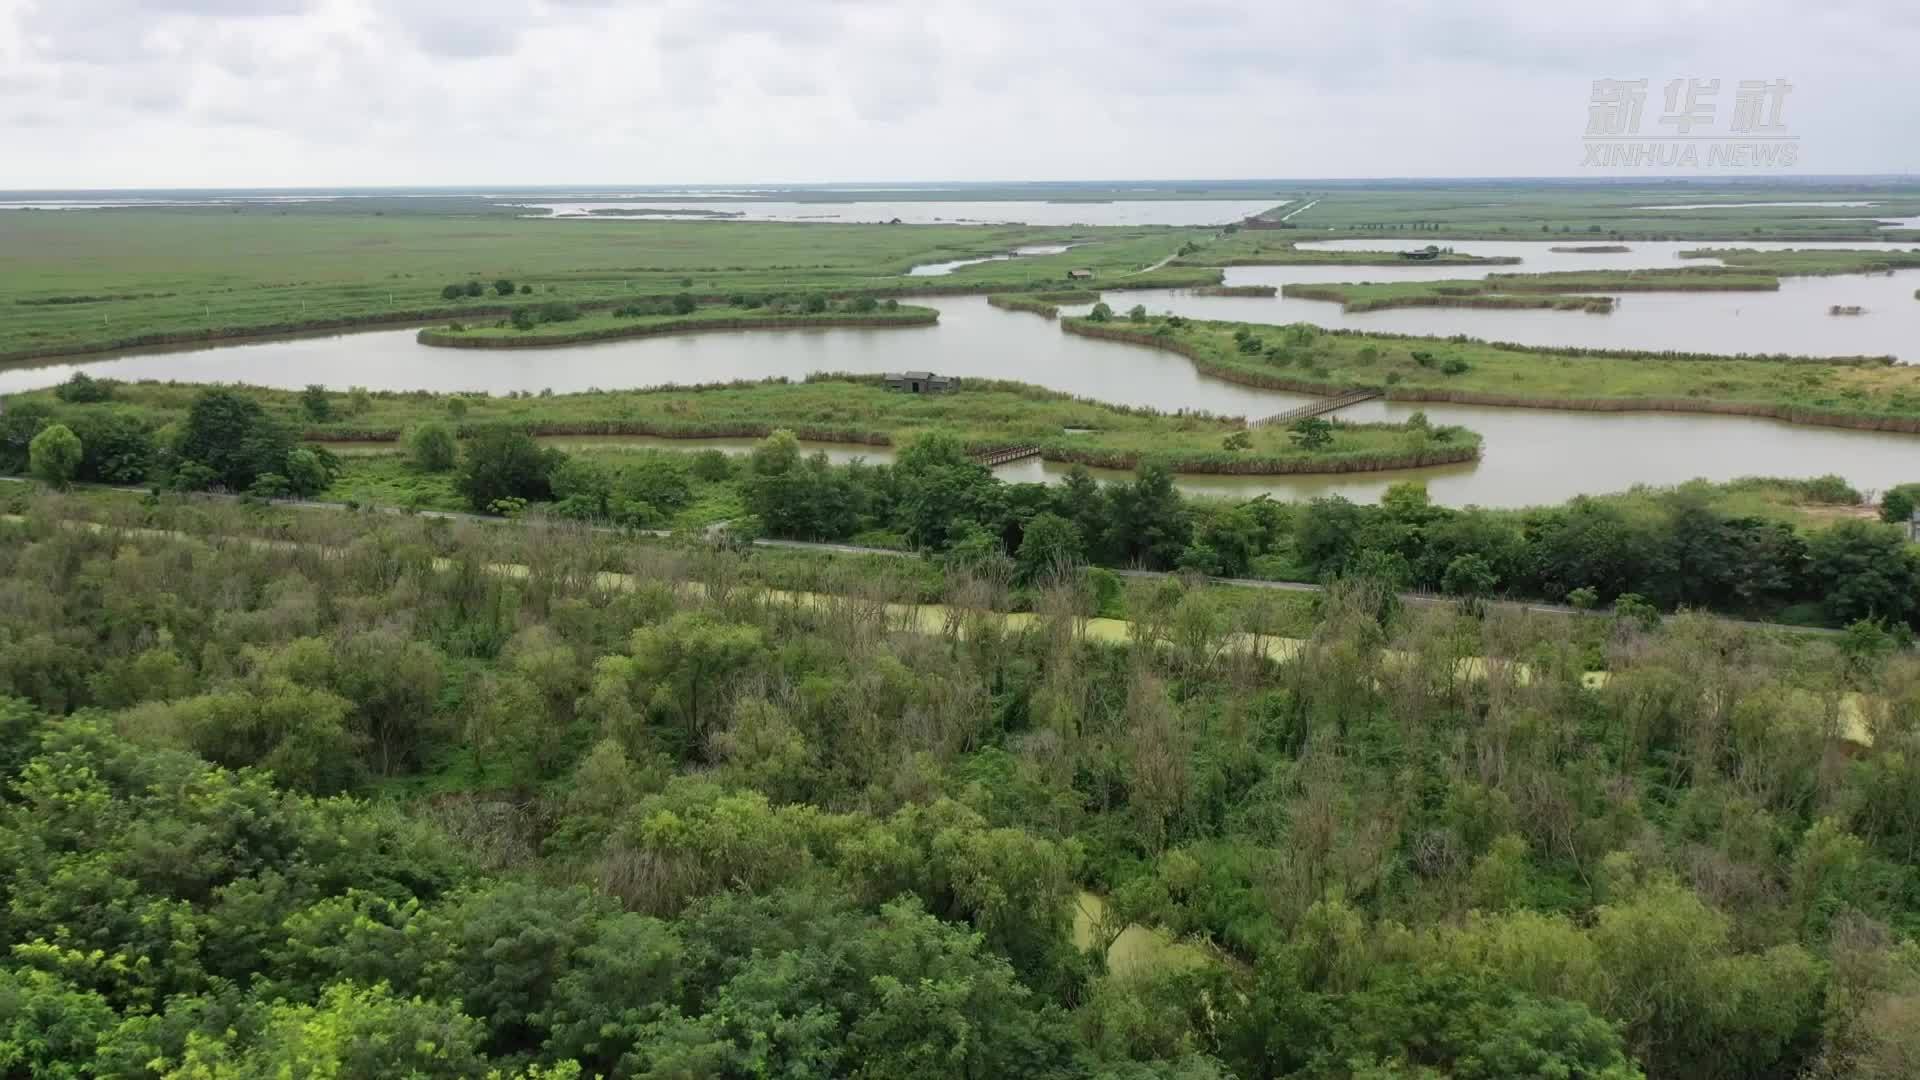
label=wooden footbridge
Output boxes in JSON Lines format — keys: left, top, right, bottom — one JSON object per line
{"left": 972, "top": 445, "right": 1043, "bottom": 467}
{"left": 1249, "top": 388, "right": 1381, "bottom": 428}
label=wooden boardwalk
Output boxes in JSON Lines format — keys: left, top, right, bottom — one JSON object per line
{"left": 1249, "top": 388, "right": 1381, "bottom": 428}
{"left": 972, "top": 445, "right": 1043, "bottom": 467}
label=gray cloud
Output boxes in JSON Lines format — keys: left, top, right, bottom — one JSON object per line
{"left": 0, "top": 0, "right": 1912, "bottom": 186}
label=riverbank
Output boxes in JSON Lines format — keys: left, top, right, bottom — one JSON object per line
{"left": 1061, "top": 315, "right": 1920, "bottom": 434}
{"left": 416, "top": 304, "right": 939, "bottom": 348}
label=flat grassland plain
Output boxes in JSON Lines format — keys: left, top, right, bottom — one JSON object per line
{"left": 5, "top": 178, "right": 1920, "bottom": 363}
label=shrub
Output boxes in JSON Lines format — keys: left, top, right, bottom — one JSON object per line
{"left": 672, "top": 293, "right": 697, "bottom": 315}
{"left": 1440, "top": 357, "right": 1471, "bottom": 375}
{"left": 1087, "top": 302, "right": 1113, "bottom": 322}
{"left": 300, "top": 384, "right": 332, "bottom": 422}
{"left": 457, "top": 426, "right": 559, "bottom": 511}
{"left": 28, "top": 423, "right": 81, "bottom": 488}
{"left": 54, "top": 371, "right": 112, "bottom": 404}
{"left": 1289, "top": 416, "right": 1334, "bottom": 451}
{"left": 408, "top": 422, "right": 458, "bottom": 472}
{"left": 283, "top": 447, "right": 331, "bottom": 496}
{"left": 441, "top": 284, "right": 465, "bottom": 301}
{"left": 493, "top": 279, "right": 515, "bottom": 296}
{"left": 464, "top": 281, "right": 483, "bottom": 297}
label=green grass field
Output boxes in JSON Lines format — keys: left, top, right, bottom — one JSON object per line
{"left": 0, "top": 212, "right": 1208, "bottom": 361}
{"left": 6, "top": 186, "right": 1917, "bottom": 364}
{"left": 1267, "top": 182, "right": 1920, "bottom": 240}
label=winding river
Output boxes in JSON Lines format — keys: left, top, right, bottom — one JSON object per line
{"left": 4, "top": 240, "right": 1919, "bottom": 508}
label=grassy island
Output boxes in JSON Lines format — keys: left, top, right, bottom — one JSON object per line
{"left": 986, "top": 290, "right": 1101, "bottom": 318}
{"left": 1061, "top": 314, "right": 1920, "bottom": 432}
{"left": 1172, "top": 237, "right": 1521, "bottom": 267}
{"left": 1281, "top": 267, "right": 1781, "bottom": 313}
{"left": 417, "top": 302, "right": 938, "bottom": 348}
{"left": 1193, "top": 284, "right": 1278, "bottom": 297}
{"left": 15, "top": 374, "right": 1480, "bottom": 479}
{"left": 1680, "top": 247, "right": 1920, "bottom": 276}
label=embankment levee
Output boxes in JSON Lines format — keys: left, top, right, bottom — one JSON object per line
{"left": 1060, "top": 321, "right": 1920, "bottom": 436}
{"left": 415, "top": 311, "right": 938, "bottom": 349}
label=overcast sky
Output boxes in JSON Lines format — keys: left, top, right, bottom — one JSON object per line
{"left": 3, "top": 0, "right": 1916, "bottom": 189}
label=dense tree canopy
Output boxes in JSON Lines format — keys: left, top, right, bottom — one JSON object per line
{"left": 2, "top": 490, "right": 1918, "bottom": 1077}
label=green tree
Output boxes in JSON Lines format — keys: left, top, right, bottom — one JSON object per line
{"left": 629, "top": 613, "right": 764, "bottom": 752}
{"left": 0, "top": 400, "right": 52, "bottom": 472}
{"left": 1016, "top": 512, "right": 1085, "bottom": 584}
{"left": 408, "top": 421, "right": 458, "bottom": 472}
{"left": 68, "top": 410, "right": 154, "bottom": 484}
{"left": 1128, "top": 304, "right": 1149, "bottom": 322}
{"left": 1289, "top": 416, "right": 1334, "bottom": 451}
{"left": 53, "top": 371, "right": 112, "bottom": 403}
{"left": 173, "top": 983, "right": 488, "bottom": 1078}
{"left": 300, "top": 383, "right": 332, "bottom": 422}
{"left": 493, "top": 278, "right": 515, "bottom": 296}
{"left": 1088, "top": 302, "right": 1114, "bottom": 322}
{"left": 1107, "top": 463, "right": 1191, "bottom": 569}
{"left": 671, "top": 292, "right": 697, "bottom": 315}
{"left": 28, "top": 423, "right": 81, "bottom": 489}
{"left": 894, "top": 431, "right": 1006, "bottom": 551}
{"left": 441, "top": 283, "right": 465, "bottom": 300}
{"left": 282, "top": 447, "right": 331, "bottom": 497}
{"left": 457, "top": 426, "right": 558, "bottom": 512}
{"left": 178, "top": 387, "right": 294, "bottom": 491}
{"left": 1442, "top": 552, "right": 1499, "bottom": 598}
{"left": 1881, "top": 484, "right": 1918, "bottom": 525}
{"left": 1807, "top": 520, "right": 1920, "bottom": 626}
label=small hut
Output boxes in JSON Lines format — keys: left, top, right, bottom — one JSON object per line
{"left": 1398, "top": 245, "right": 1442, "bottom": 261}
{"left": 884, "top": 371, "right": 958, "bottom": 394}
{"left": 1066, "top": 268, "right": 1095, "bottom": 280}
